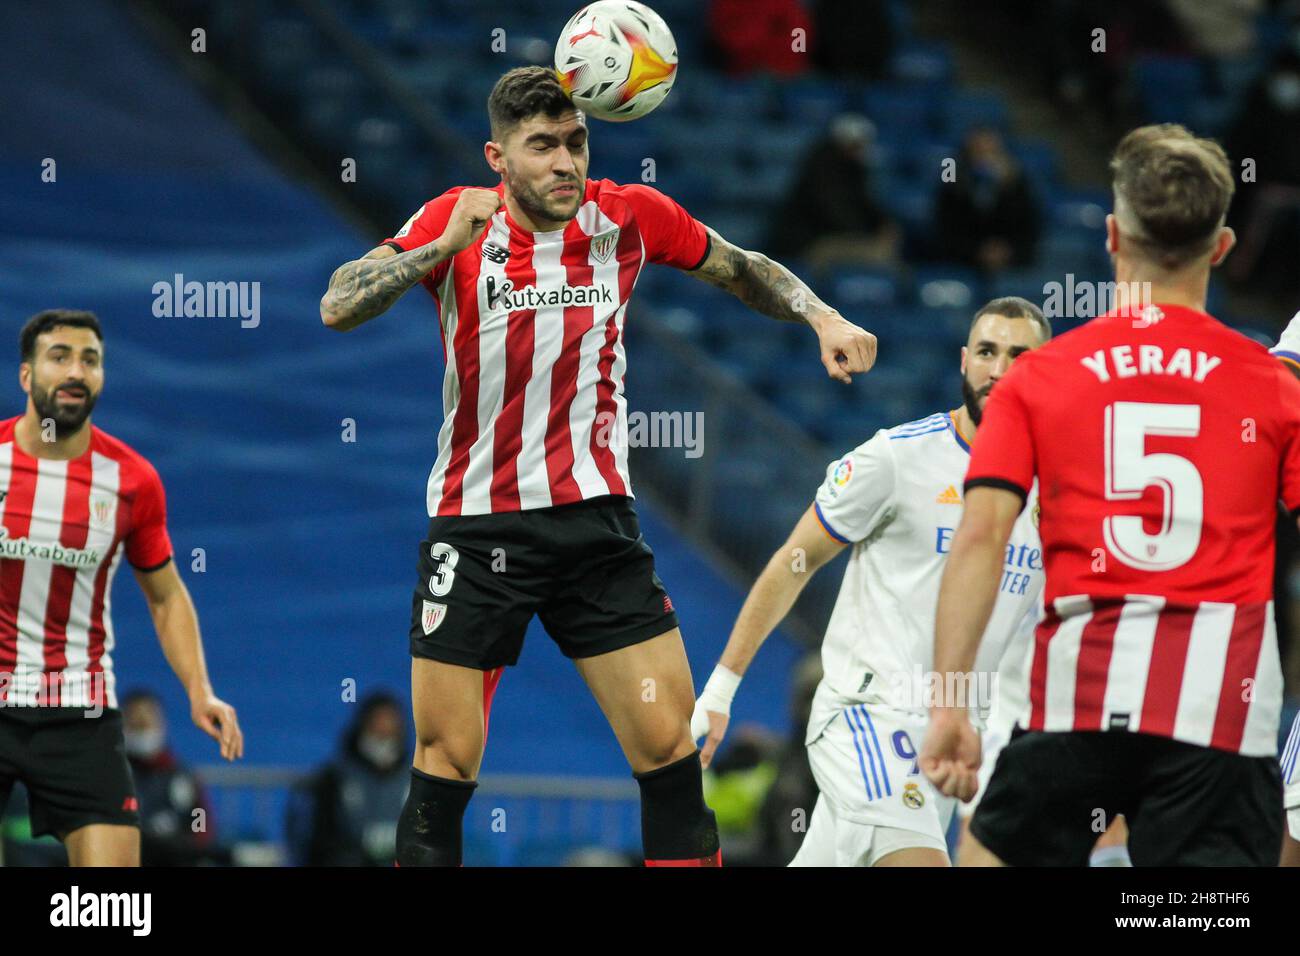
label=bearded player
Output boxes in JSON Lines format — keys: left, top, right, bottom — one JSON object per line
{"left": 319, "top": 66, "right": 877, "bottom": 867}
{"left": 0, "top": 310, "right": 243, "bottom": 866}
{"left": 690, "top": 297, "right": 1047, "bottom": 866}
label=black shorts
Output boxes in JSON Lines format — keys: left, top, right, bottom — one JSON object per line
{"left": 409, "top": 495, "right": 679, "bottom": 670}
{"left": 971, "top": 728, "right": 1284, "bottom": 866}
{"left": 0, "top": 707, "right": 139, "bottom": 840}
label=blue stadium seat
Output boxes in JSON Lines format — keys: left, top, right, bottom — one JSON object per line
{"left": 1010, "top": 138, "right": 1060, "bottom": 193}
{"left": 714, "top": 164, "right": 796, "bottom": 207}
{"left": 911, "top": 266, "right": 984, "bottom": 311}
{"left": 995, "top": 267, "right": 1070, "bottom": 306}
{"left": 699, "top": 209, "right": 764, "bottom": 251}
{"left": 1038, "top": 226, "right": 1107, "bottom": 275}
{"left": 746, "top": 122, "right": 818, "bottom": 169}
{"left": 875, "top": 178, "right": 935, "bottom": 237}
{"left": 1050, "top": 189, "right": 1110, "bottom": 235}
{"left": 1188, "top": 99, "right": 1237, "bottom": 138}
{"left": 1131, "top": 55, "right": 1204, "bottom": 125}
{"left": 940, "top": 90, "right": 1009, "bottom": 137}
{"left": 779, "top": 80, "right": 853, "bottom": 127}
{"left": 254, "top": 18, "right": 323, "bottom": 87}
{"left": 714, "top": 335, "right": 790, "bottom": 391}
{"left": 861, "top": 85, "right": 939, "bottom": 134}
{"left": 890, "top": 42, "right": 954, "bottom": 87}
{"left": 1212, "top": 56, "right": 1265, "bottom": 105}
{"left": 826, "top": 266, "right": 902, "bottom": 310}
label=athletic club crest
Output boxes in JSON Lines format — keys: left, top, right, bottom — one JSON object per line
{"left": 421, "top": 600, "right": 447, "bottom": 635}
{"left": 90, "top": 496, "right": 114, "bottom": 528}
{"left": 590, "top": 227, "right": 620, "bottom": 263}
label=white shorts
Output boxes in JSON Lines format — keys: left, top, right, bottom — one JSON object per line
{"left": 790, "top": 705, "right": 953, "bottom": 866}
{"left": 1286, "top": 773, "right": 1299, "bottom": 842}
{"left": 1284, "top": 713, "right": 1300, "bottom": 841}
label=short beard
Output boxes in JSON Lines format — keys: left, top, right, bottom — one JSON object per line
{"left": 31, "top": 379, "right": 97, "bottom": 439}
{"left": 961, "top": 374, "right": 986, "bottom": 427}
{"left": 505, "top": 165, "right": 580, "bottom": 226}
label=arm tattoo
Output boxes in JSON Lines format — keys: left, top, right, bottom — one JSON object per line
{"left": 692, "top": 230, "right": 829, "bottom": 324}
{"left": 321, "top": 242, "right": 448, "bottom": 331}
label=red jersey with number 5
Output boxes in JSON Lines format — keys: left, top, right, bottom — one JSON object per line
{"left": 965, "top": 304, "right": 1300, "bottom": 756}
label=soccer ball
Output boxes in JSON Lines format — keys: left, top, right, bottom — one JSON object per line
{"left": 554, "top": 1, "right": 678, "bottom": 122}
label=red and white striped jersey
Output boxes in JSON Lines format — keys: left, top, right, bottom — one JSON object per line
{"left": 966, "top": 304, "right": 1300, "bottom": 756}
{"left": 0, "top": 417, "right": 173, "bottom": 709}
{"left": 384, "top": 179, "right": 709, "bottom": 516}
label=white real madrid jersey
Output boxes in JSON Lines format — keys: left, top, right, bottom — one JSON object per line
{"left": 806, "top": 411, "right": 1044, "bottom": 742}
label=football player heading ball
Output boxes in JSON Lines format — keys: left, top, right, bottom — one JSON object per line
{"left": 320, "top": 66, "right": 875, "bottom": 866}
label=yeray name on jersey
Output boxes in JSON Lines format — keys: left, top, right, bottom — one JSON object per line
{"left": 1079, "top": 345, "right": 1221, "bottom": 383}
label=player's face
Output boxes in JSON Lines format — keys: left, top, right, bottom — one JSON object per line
{"left": 21, "top": 326, "right": 103, "bottom": 438}
{"left": 960, "top": 314, "right": 1041, "bottom": 426}
{"left": 499, "top": 111, "right": 589, "bottom": 225}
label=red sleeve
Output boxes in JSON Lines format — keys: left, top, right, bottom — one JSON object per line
{"left": 381, "top": 190, "right": 465, "bottom": 287}
{"left": 965, "top": 359, "right": 1037, "bottom": 506}
{"left": 618, "top": 183, "right": 710, "bottom": 270}
{"left": 126, "top": 462, "right": 173, "bottom": 572}
{"left": 1276, "top": 364, "right": 1300, "bottom": 513}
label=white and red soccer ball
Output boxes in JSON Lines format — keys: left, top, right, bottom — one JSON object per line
{"left": 554, "top": 1, "right": 679, "bottom": 122}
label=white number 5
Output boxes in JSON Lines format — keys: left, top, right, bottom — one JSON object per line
{"left": 1103, "top": 401, "right": 1203, "bottom": 572}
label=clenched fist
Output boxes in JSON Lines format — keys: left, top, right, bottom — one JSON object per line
{"left": 437, "top": 188, "right": 505, "bottom": 256}
{"left": 812, "top": 310, "right": 878, "bottom": 384}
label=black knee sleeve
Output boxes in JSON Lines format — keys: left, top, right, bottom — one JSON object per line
{"left": 395, "top": 768, "right": 476, "bottom": 867}
{"left": 634, "top": 750, "right": 721, "bottom": 865}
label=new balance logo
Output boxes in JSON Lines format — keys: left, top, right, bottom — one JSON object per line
{"left": 482, "top": 242, "right": 510, "bottom": 264}
{"left": 936, "top": 485, "right": 961, "bottom": 504}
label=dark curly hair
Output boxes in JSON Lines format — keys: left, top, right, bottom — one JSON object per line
{"left": 20, "top": 309, "right": 102, "bottom": 363}
{"left": 487, "top": 66, "right": 577, "bottom": 141}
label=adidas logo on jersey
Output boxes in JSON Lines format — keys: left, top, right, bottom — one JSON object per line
{"left": 484, "top": 275, "right": 614, "bottom": 312}
{"left": 935, "top": 485, "right": 961, "bottom": 504}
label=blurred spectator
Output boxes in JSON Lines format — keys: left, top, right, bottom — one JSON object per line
{"left": 122, "top": 689, "right": 229, "bottom": 866}
{"left": 1226, "top": 40, "right": 1300, "bottom": 296}
{"left": 811, "top": 0, "right": 894, "bottom": 82}
{"left": 289, "top": 691, "right": 409, "bottom": 866}
{"left": 1165, "top": 0, "right": 1263, "bottom": 59}
{"left": 992, "top": 0, "right": 1189, "bottom": 112}
{"left": 700, "top": 654, "right": 823, "bottom": 866}
{"left": 701, "top": 725, "right": 781, "bottom": 865}
{"left": 934, "top": 126, "right": 1041, "bottom": 272}
{"left": 706, "top": 0, "right": 813, "bottom": 77}
{"left": 765, "top": 113, "right": 901, "bottom": 269}
{"left": 754, "top": 653, "right": 823, "bottom": 865}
